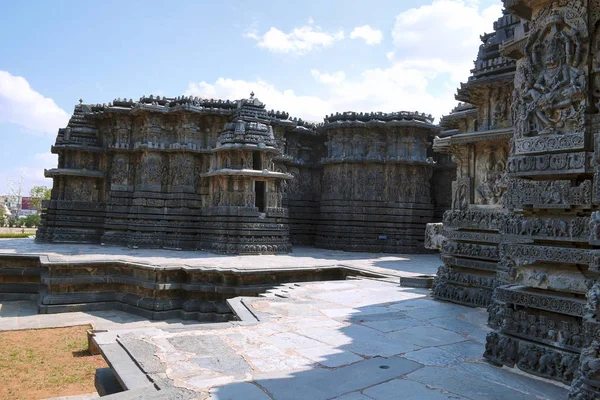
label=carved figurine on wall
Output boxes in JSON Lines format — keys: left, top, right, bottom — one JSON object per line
{"left": 111, "top": 156, "right": 128, "bottom": 185}
{"left": 453, "top": 180, "right": 470, "bottom": 211}
{"left": 520, "top": 15, "right": 586, "bottom": 136}
{"left": 475, "top": 148, "right": 507, "bottom": 205}
{"left": 492, "top": 87, "right": 508, "bottom": 128}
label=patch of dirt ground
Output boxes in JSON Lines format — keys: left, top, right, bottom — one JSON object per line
{"left": 0, "top": 325, "right": 107, "bottom": 400}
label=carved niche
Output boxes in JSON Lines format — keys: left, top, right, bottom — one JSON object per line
{"left": 170, "top": 153, "right": 195, "bottom": 187}
{"left": 113, "top": 117, "right": 132, "bottom": 146}
{"left": 512, "top": 1, "right": 588, "bottom": 141}
{"left": 139, "top": 153, "right": 164, "bottom": 185}
{"left": 110, "top": 155, "right": 129, "bottom": 185}
{"left": 452, "top": 177, "right": 471, "bottom": 210}
{"left": 491, "top": 86, "right": 511, "bottom": 129}
{"left": 65, "top": 178, "right": 96, "bottom": 202}
{"left": 474, "top": 144, "right": 508, "bottom": 206}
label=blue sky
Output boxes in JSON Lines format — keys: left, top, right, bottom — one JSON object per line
{"left": 0, "top": 0, "right": 501, "bottom": 194}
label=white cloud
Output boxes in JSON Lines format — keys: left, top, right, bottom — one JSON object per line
{"left": 186, "top": 63, "right": 456, "bottom": 124}
{"left": 0, "top": 70, "right": 69, "bottom": 134}
{"left": 246, "top": 24, "right": 344, "bottom": 55}
{"left": 186, "top": 78, "right": 331, "bottom": 122}
{"left": 190, "top": 1, "right": 503, "bottom": 124}
{"left": 350, "top": 25, "right": 383, "bottom": 45}
{"left": 391, "top": 0, "right": 502, "bottom": 82}
{"left": 310, "top": 70, "right": 346, "bottom": 85}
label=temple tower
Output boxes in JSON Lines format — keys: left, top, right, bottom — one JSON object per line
{"left": 199, "top": 94, "right": 292, "bottom": 253}
{"left": 431, "top": 12, "right": 519, "bottom": 308}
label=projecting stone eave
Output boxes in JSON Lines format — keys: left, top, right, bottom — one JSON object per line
{"left": 440, "top": 107, "right": 478, "bottom": 122}
{"left": 44, "top": 168, "right": 105, "bottom": 178}
{"left": 439, "top": 106, "right": 479, "bottom": 131}
{"left": 200, "top": 169, "right": 293, "bottom": 179}
{"left": 456, "top": 71, "right": 515, "bottom": 104}
{"left": 51, "top": 144, "right": 104, "bottom": 153}
{"left": 318, "top": 157, "right": 436, "bottom": 167}
{"left": 317, "top": 118, "right": 441, "bottom": 132}
{"left": 212, "top": 143, "right": 281, "bottom": 153}
{"left": 437, "top": 127, "right": 514, "bottom": 146}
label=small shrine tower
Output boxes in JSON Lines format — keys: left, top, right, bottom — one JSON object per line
{"left": 199, "top": 93, "right": 293, "bottom": 253}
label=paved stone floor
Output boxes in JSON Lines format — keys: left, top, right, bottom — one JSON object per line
{"left": 0, "top": 238, "right": 440, "bottom": 277}
{"left": 0, "top": 280, "right": 568, "bottom": 399}
{"left": 0, "top": 241, "right": 569, "bottom": 399}
{"left": 90, "top": 279, "right": 568, "bottom": 400}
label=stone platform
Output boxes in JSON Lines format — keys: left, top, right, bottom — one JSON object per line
{"left": 0, "top": 279, "right": 568, "bottom": 399}
{"left": 91, "top": 279, "right": 568, "bottom": 399}
{"left": 0, "top": 239, "right": 439, "bottom": 321}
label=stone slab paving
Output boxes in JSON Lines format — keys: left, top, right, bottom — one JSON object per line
{"left": 0, "top": 238, "right": 439, "bottom": 277}
{"left": 87, "top": 279, "right": 568, "bottom": 400}
{"left": 0, "top": 245, "right": 569, "bottom": 400}
{"left": 0, "top": 300, "right": 205, "bottom": 331}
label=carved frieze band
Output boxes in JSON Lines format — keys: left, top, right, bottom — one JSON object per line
{"left": 442, "top": 210, "right": 590, "bottom": 243}
{"left": 501, "top": 244, "right": 596, "bottom": 267}
{"left": 435, "top": 265, "right": 496, "bottom": 289}
{"left": 494, "top": 286, "right": 586, "bottom": 317}
{"left": 513, "top": 133, "right": 585, "bottom": 156}
{"left": 443, "top": 210, "right": 507, "bottom": 231}
{"left": 443, "top": 230, "right": 502, "bottom": 243}
{"left": 505, "top": 179, "right": 592, "bottom": 209}
{"left": 507, "top": 152, "right": 589, "bottom": 176}
{"left": 441, "top": 256, "right": 498, "bottom": 272}
{"left": 484, "top": 332, "right": 580, "bottom": 384}
{"left": 432, "top": 282, "right": 492, "bottom": 307}
{"left": 504, "top": 216, "right": 590, "bottom": 243}
{"left": 488, "top": 301, "right": 584, "bottom": 352}
{"left": 441, "top": 240, "right": 499, "bottom": 260}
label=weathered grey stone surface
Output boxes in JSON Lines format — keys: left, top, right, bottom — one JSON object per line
{"left": 36, "top": 92, "right": 451, "bottom": 255}
{"left": 424, "top": 222, "right": 445, "bottom": 250}
{"left": 315, "top": 112, "right": 443, "bottom": 253}
{"left": 430, "top": 11, "right": 518, "bottom": 309}
{"left": 432, "top": 0, "right": 600, "bottom": 397}
{"left": 0, "top": 240, "right": 440, "bottom": 320}
{"left": 363, "top": 378, "right": 469, "bottom": 400}
{"left": 84, "top": 279, "right": 566, "bottom": 399}
{"left": 207, "top": 382, "right": 271, "bottom": 400}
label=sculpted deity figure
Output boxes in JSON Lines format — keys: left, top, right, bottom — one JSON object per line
{"left": 453, "top": 182, "right": 469, "bottom": 211}
{"left": 519, "top": 14, "right": 586, "bottom": 136}
{"left": 111, "top": 156, "right": 128, "bottom": 185}
{"left": 492, "top": 87, "right": 507, "bottom": 128}
{"left": 475, "top": 149, "right": 507, "bottom": 205}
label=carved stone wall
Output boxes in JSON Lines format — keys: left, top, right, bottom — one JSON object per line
{"left": 478, "top": 1, "right": 600, "bottom": 396}
{"left": 39, "top": 99, "right": 450, "bottom": 254}
{"left": 432, "top": 10, "right": 518, "bottom": 309}
{"left": 274, "top": 126, "right": 325, "bottom": 246}
{"left": 315, "top": 113, "right": 438, "bottom": 253}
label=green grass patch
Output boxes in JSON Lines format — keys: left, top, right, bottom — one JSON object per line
{"left": 0, "top": 233, "right": 33, "bottom": 239}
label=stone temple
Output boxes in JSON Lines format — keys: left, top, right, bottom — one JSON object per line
{"left": 36, "top": 93, "right": 450, "bottom": 254}
{"left": 8, "top": 0, "right": 600, "bottom": 398}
